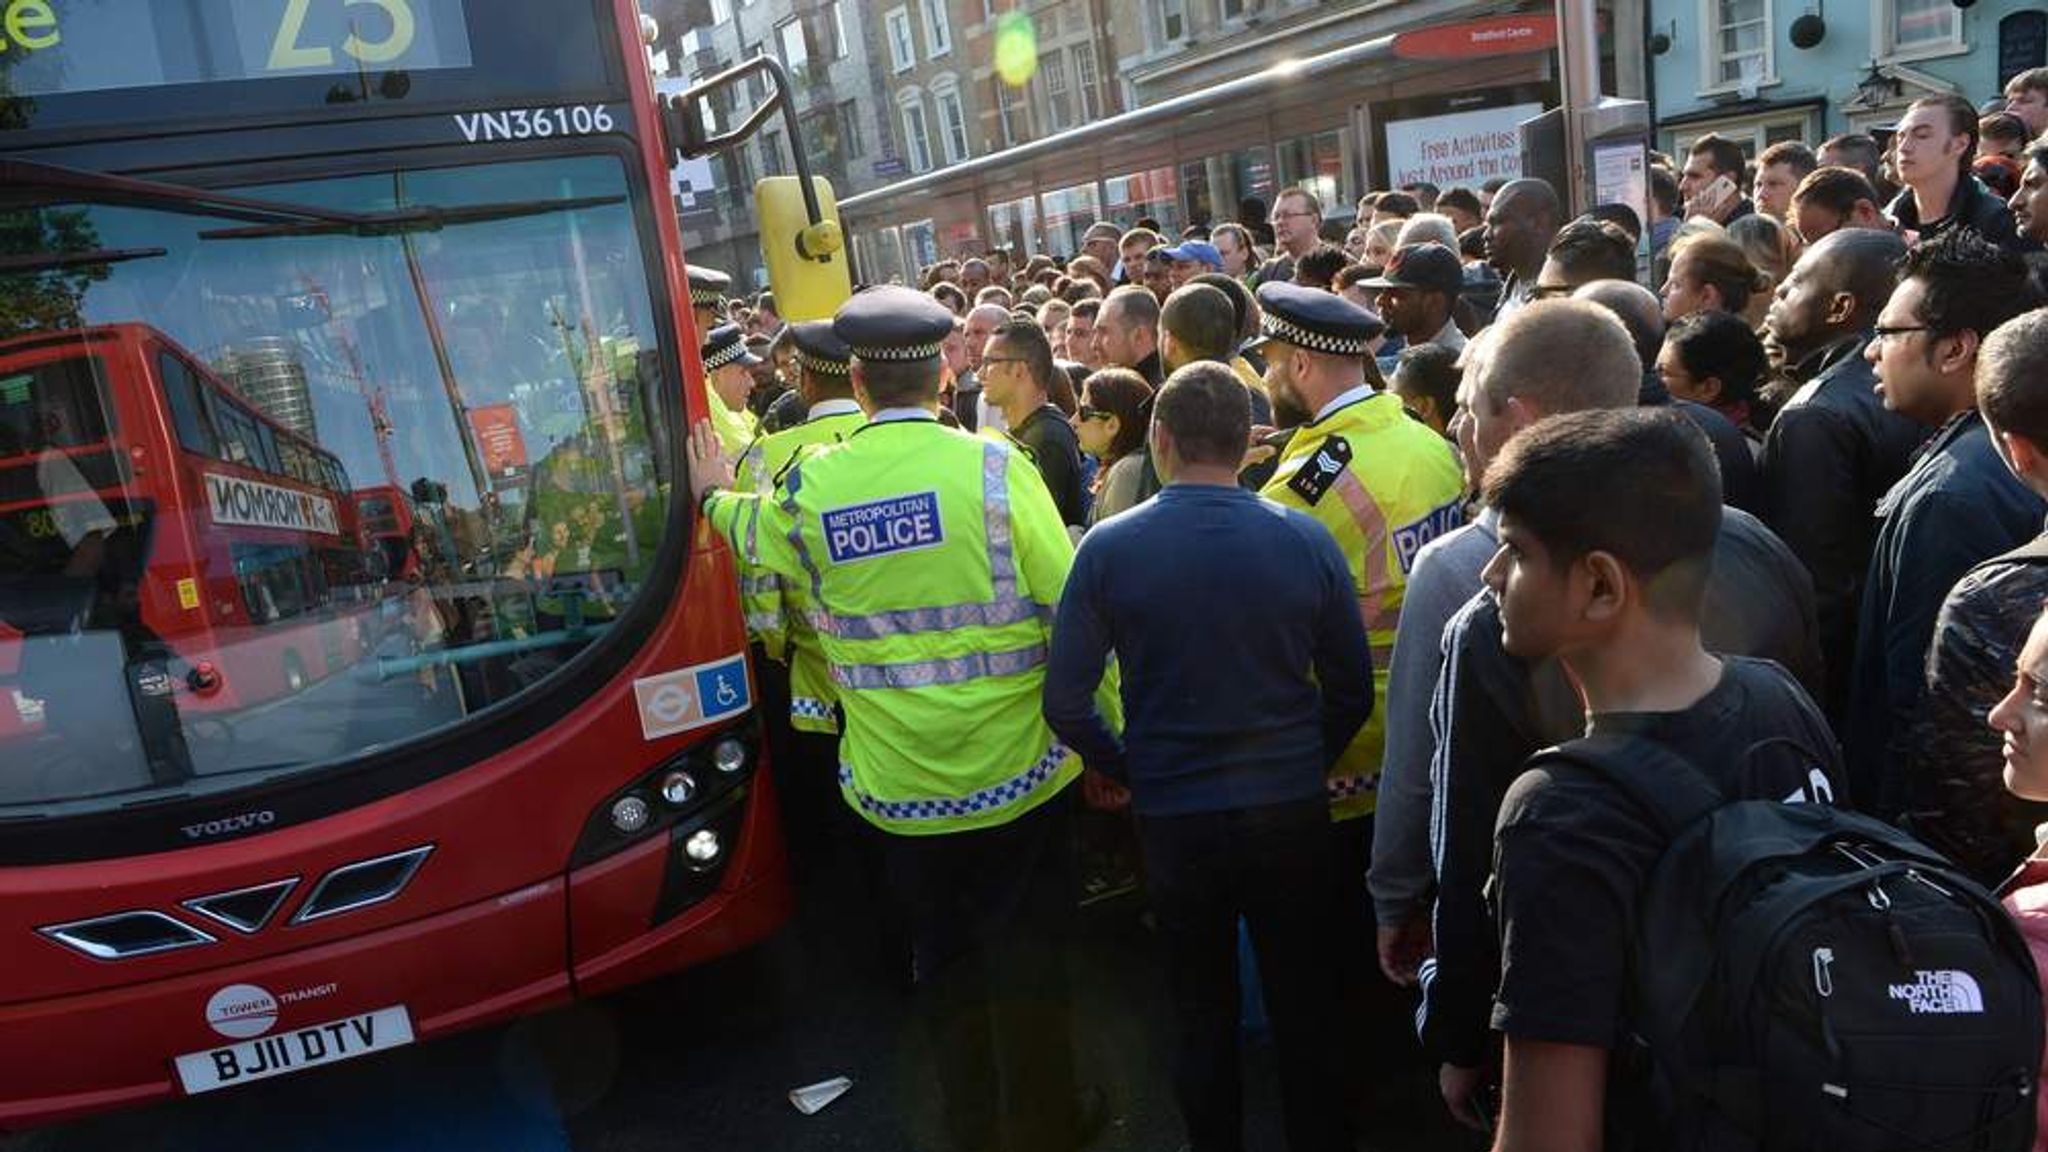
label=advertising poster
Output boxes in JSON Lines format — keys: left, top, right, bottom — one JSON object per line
{"left": 1382, "top": 103, "right": 1544, "bottom": 189}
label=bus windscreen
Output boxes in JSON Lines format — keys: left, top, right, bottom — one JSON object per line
{"left": 0, "top": 154, "right": 680, "bottom": 811}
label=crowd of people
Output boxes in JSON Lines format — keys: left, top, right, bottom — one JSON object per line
{"left": 684, "top": 68, "right": 2048, "bottom": 1152}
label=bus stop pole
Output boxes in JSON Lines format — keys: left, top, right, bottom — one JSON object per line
{"left": 1557, "top": 0, "right": 1604, "bottom": 216}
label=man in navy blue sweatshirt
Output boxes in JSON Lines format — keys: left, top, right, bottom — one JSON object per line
{"left": 1044, "top": 361, "right": 1373, "bottom": 1152}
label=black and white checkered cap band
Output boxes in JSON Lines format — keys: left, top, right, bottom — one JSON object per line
{"left": 690, "top": 287, "right": 726, "bottom": 306}
{"left": 850, "top": 341, "right": 943, "bottom": 362}
{"left": 1261, "top": 314, "right": 1369, "bottom": 356}
{"left": 703, "top": 342, "right": 747, "bottom": 370}
{"left": 798, "top": 350, "right": 851, "bottom": 376}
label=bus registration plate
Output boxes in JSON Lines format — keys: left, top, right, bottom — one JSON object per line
{"left": 173, "top": 1006, "right": 414, "bottom": 1095}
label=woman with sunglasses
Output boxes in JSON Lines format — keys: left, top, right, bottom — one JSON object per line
{"left": 1074, "top": 368, "right": 1156, "bottom": 528}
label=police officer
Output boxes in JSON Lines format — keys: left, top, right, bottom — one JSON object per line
{"left": 688, "top": 267, "right": 756, "bottom": 455}
{"left": 685, "top": 264, "right": 731, "bottom": 334}
{"left": 1253, "top": 282, "right": 1465, "bottom": 1093}
{"left": 733, "top": 321, "right": 867, "bottom": 881}
{"left": 688, "top": 286, "right": 1104, "bottom": 1152}
{"left": 700, "top": 322, "right": 761, "bottom": 455}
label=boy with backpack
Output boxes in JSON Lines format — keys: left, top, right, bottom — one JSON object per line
{"left": 1480, "top": 408, "right": 2041, "bottom": 1151}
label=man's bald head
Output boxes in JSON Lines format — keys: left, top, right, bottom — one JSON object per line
{"left": 1802, "top": 227, "right": 1907, "bottom": 313}
{"left": 1574, "top": 280, "right": 1666, "bottom": 372}
{"left": 1486, "top": 178, "right": 1563, "bottom": 277}
{"left": 1493, "top": 179, "right": 1561, "bottom": 225}
{"left": 1475, "top": 298, "right": 1641, "bottom": 417}
{"left": 965, "top": 303, "right": 1012, "bottom": 371}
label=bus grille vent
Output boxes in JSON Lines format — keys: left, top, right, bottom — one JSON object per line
{"left": 37, "top": 911, "right": 217, "bottom": 961}
{"left": 182, "top": 878, "right": 300, "bottom": 935}
{"left": 290, "top": 846, "right": 434, "bottom": 925}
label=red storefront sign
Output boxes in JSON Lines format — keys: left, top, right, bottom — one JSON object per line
{"left": 1392, "top": 14, "right": 1558, "bottom": 62}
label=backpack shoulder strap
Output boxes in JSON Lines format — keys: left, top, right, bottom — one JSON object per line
{"left": 1527, "top": 731, "right": 1726, "bottom": 840}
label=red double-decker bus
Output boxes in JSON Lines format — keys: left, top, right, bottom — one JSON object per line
{"left": 352, "top": 485, "right": 419, "bottom": 584}
{"left": 1, "top": 325, "right": 380, "bottom": 722}
{"left": 0, "top": 0, "right": 789, "bottom": 1127}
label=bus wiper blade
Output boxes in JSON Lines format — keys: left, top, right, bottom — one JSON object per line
{"left": 197, "top": 195, "right": 628, "bottom": 241}
{"left": 0, "top": 159, "right": 360, "bottom": 227}
{"left": 0, "top": 247, "right": 169, "bottom": 274}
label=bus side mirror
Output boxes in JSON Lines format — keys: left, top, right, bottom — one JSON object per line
{"left": 755, "top": 176, "right": 852, "bottom": 322}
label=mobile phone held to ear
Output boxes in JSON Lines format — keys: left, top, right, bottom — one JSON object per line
{"left": 1697, "top": 174, "right": 1738, "bottom": 217}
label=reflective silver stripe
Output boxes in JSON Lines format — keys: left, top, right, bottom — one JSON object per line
{"left": 824, "top": 598, "right": 1051, "bottom": 640}
{"left": 781, "top": 466, "right": 825, "bottom": 603}
{"left": 832, "top": 643, "right": 1047, "bottom": 690}
{"left": 838, "top": 743, "right": 1069, "bottom": 822}
{"left": 746, "top": 611, "right": 785, "bottom": 634}
{"left": 983, "top": 440, "right": 1016, "bottom": 600}
{"left": 740, "top": 574, "right": 782, "bottom": 596}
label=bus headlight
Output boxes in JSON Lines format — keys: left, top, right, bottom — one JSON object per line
{"left": 660, "top": 771, "right": 699, "bottom": 806}
{"left": 610, "top": 795, "right": 652, "bottom": 834}
{"left": 712, "top": 739, "right": 746, "bottom": 775}
{"left": 683, "top": 829, "right": 721, "bottom": 866}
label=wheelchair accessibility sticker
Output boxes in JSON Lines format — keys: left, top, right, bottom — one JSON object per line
{"left": 634, "top": 654, "right": 751, "bottom": 740}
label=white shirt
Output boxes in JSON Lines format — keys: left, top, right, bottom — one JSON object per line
{"left": 869, "top": 406, "right": 938, "bottom": 424}
{"left": 806, "top": 398, "right": 862, "bottom": 421}
{"left": 1314, "top": 384, "right": 1377, "bottom": 424}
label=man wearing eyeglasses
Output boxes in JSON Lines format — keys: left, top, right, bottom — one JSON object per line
{"left": 1254, "top": 187, "right": 1325, "bottom": 289}
{"left": 985, "top": 318, "right": 1089, "bottom": 528}
{"left": 1845, "top": 229, "right": 2043, "bottom": 818}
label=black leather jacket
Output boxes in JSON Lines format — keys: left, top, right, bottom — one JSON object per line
{"left": 1758, "top": 333, "right": 1927, "bottom": 721}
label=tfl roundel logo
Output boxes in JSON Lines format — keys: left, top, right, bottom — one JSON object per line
{"left": 206, "top": 983, "right": 279, "bottom": 1039}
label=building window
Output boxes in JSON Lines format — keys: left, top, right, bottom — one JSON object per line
{"left": 1043, "top": 52, "right": 1071, "bottom": 132}
{"left": 921, "top": 0, "right": 952, "bottom": 58}
{"left": 886, "top": 7, "right": 916, "bottom": 74}
{"left": 899, "top": 91, "right": 934, "bottom": 173}
{"left": 997, "top": 77, "right": 1026, "bottom": 147}
{"left": 1704, "top": 0, "right": 1773, "bottom": 89}
{"left": 934, "top": 86, "right": 970, "bottom": 164}
{"left": 741, "top": 42, "right": 767, "bottom": 102}
{"left": 1667, "top": 109, "right": 1821, "bottom": 159}
{"left": 1072, "top": 44, "right": 1100, "bottom": 122}
{"left": 762, "top": 128, "right": 783, "bottom": 175}
{"left": 710, "top": 0, "right": 732, "bottom": 23}
{"left": 1221, "top": 0, "right": 1246, "bottom": 19}
{"left": 1882, "top": 0, "right": 1961, "bottom": 57}
{"left": 827, "top": 1, "right": 849, "bottom": 60}
{"left": 1154, "top": 0, "right": 1188, "bottom": 46}
{"left": 839, "top": 100, "right": 865, "bottom": 158}
{"left": 777, "top": 20, "right": 809, "bottom": 73}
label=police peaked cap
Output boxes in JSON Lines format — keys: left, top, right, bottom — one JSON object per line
{"left": 789, "top": 320, "right": 853, "bottom": 376}
{"left": 686, "top": 265, "right": 732, "bottom": 308}
{"left": 1252, "top": 282, "right": 1386, "bottom": 356}
{"left": 832, "top": 285, "right": 955, "bottom": 363}
{"left": 701, "top": 323, "right": 760, "bottom": 371}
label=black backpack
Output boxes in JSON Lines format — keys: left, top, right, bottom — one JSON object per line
{"left": 1530, "top": 733, "right": 2043, "bottom": 1151}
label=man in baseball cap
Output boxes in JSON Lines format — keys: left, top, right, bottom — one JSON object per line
{"left": 1162, "top": 240, "right": 1225, "bottom": 290}
{"left": 1363, "top": 242, "right": 1467, "bottom": 354}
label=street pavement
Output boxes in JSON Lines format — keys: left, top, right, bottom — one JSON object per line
{"left": 7, "top": 870, "right": 1482, "bottom": 1152}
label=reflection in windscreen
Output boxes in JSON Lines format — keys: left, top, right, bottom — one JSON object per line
{"left": 0, "top": 157, "right": 673, "bottom": 808}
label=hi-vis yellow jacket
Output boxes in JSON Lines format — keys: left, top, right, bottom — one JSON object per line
{"left": 705, "top": 412, "right": 1102, "bottom": 835}
{"left": 1261, "top": 390, "right": 1465, "bottom": 822}
{"left": 706, "top": 378, "right": 758, "bottom": 457}
{"left": 733, "top": 400, "right": 866, "bottom": 734}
